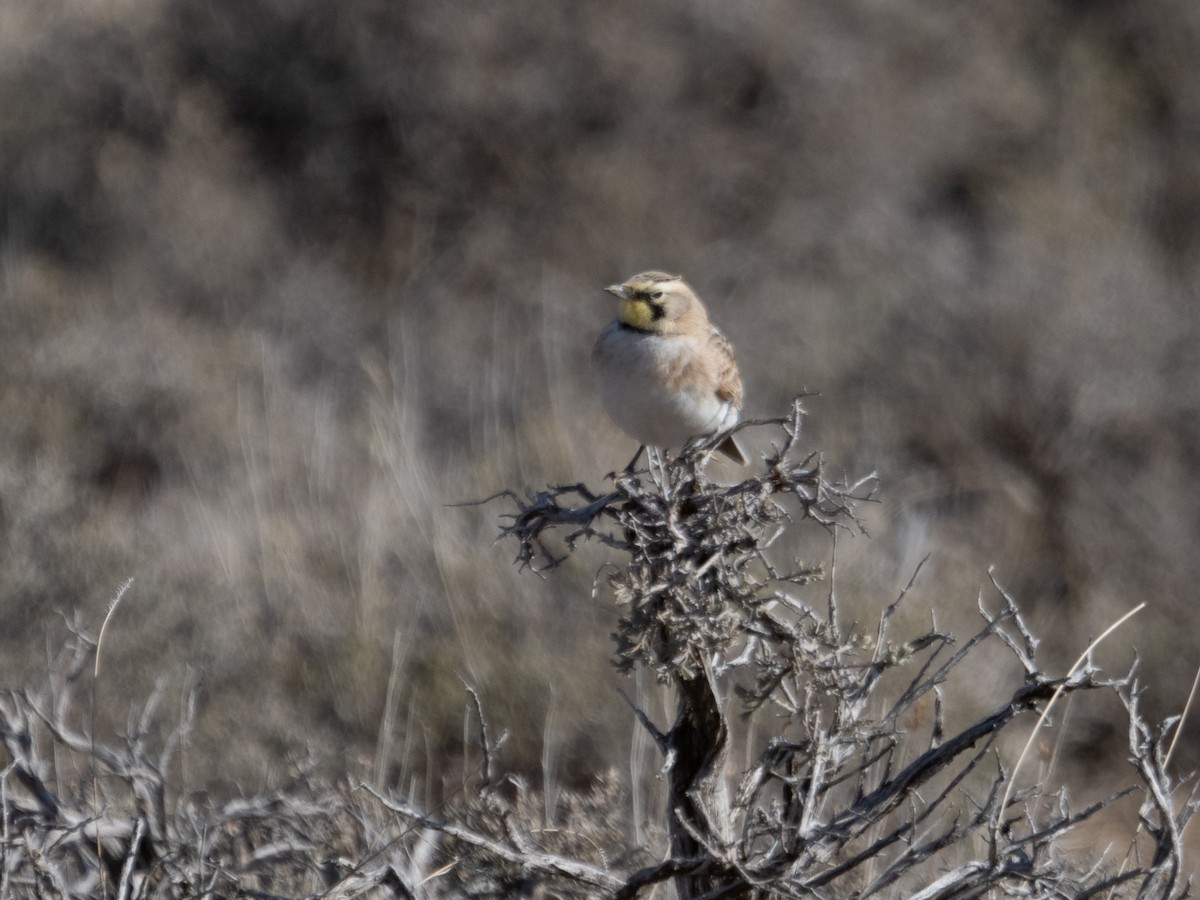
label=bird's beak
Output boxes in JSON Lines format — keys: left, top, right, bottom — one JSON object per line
{"left": 604, "top": 284, "right": 628, "bottom": 299}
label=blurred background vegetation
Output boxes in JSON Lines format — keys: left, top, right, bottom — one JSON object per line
{"left": 2, "top": 0, "right": 1198, "bottom": 839}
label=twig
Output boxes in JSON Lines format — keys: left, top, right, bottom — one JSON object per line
{"left": 362, "top": 785, "right": 623, "bottom": 893}
{"left": 92, "top": 576, "right": 134, "bottom": 897}
{"left": 994, "top": 597, "right": 1145, "bottom": 847}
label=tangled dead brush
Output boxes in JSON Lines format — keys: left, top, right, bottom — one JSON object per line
{"left": 490, "top": 399, "right": 1195, "bottom": 898}
{"left": 0, "top": 400, "right": 1194, "bottom": 898}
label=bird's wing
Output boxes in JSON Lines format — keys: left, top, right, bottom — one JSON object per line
{"left": 709, "top": 326, "right": 743, "bottom": 410}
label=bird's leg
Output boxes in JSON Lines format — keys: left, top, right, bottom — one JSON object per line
{"left": 604, "top": 444, "right": 647, "bottom": 481}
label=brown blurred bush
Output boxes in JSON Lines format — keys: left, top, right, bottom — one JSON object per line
{"left": 1, "top": 0, "right": 1198, "bottom": 821}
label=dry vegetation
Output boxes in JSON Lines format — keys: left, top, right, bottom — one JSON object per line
{"left": 2, "top": 0, "right": 1200, "bottom": 892}
{"left": 1, "top": 413, "right": 1194, "bottom": 896}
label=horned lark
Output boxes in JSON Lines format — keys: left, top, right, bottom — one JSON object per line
{"left": 593, "top": 271, "right": 746, "bottom": 465}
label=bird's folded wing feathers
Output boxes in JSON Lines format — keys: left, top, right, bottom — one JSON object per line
{"left": 709, "top": 326, "right": 743, "bottom": 409}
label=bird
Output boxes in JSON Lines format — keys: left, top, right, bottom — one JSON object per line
{"left": 592, "top": 271, "right": 746, "bottom": 467}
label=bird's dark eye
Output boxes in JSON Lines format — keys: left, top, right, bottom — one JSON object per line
{"left": 651, "top": 291, "right": 664, "bottom": 299}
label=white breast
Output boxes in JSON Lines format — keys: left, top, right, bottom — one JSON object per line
{"left": 592, "top": 323, "right": 737, "bottom": 450}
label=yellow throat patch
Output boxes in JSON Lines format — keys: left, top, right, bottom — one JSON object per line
{"left": 619, "top": 297, "right": 656, "bottom": 331}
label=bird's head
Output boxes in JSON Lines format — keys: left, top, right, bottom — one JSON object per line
{"left": 604, "top": 272, "right": 700, "bottom": 333}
